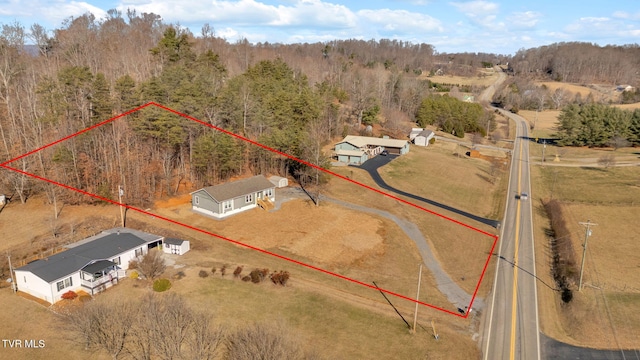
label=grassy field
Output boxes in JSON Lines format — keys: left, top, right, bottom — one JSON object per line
{"left": 0, "top": 188, "right": 482, "bottom": 359}
{"left": 531, "top": 163, "right": 640, "bottom": 349}
{"left": 327, "top": 142, "right": 505, "bottom": 298}
{"left": 421, "top": 70, "right": 499, "bottom": 87}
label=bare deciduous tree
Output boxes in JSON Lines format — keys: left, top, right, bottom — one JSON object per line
{"left": 226, "top": 322, "right": 308, "bottom": 360}
{"left": 130, "top": 250, "right": 166, "bottom": 280}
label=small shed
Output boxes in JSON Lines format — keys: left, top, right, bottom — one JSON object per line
{"left": 414, "top": 130, "right": 435, "bottom": 147}
{"left": 409, "top": 128, "right": 423, "bottom": 141}
{"left": 269, "top": 176, "right": 288, "bottom": 188}
{"left": 163, "top": 238, "right": 190, "bottom": 255}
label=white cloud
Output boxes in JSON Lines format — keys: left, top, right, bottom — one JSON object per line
{"left": 118, "top": 0, "right": 357, "bottom": 29}
{"left": 612, "top": 11, "right": 640, "bottom": 21}
{"left": 358, "top": 8, "right": 443, "bottom": 34}
{"left": 509, "top": 11, "right": 541, "bottom": 29}
{"left": 0, "top": 0, "right": 108, "bottom": 25}
{"left": 449, "top": 0, "right": 501, "bottom": 30}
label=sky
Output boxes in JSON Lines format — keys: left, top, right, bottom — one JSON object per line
{"left": 0, "top": 0, "right": 639, "bottom": 54}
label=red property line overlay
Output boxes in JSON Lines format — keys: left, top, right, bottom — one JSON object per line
{"left": 1, "top": 102, "right": 498, "bottom": 319}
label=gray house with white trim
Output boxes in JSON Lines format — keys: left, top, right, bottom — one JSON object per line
{"left": 191, "top": 175, "right": 276, "bottom": 219}
{"left": 14, "top": 228, "right": 163, "bottom": 304}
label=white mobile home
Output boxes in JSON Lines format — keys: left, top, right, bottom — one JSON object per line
{"left": 14, "top": 228, "right": 163, "bottom": 304}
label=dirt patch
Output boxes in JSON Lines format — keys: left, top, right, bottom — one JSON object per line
{"left": 156, "top": 199, "right": 385, "bottom": 268}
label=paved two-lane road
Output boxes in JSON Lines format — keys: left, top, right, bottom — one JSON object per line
{"left": 482, "top": 110, "right": 541, "bottom": 360}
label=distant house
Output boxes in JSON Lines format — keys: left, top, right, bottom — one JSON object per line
{"left": 334, "top": 135, "right": 410, "bottom": 165}
{"left": 617, "top": 85, "right": 635, "bottom": 92}
{"left": 163, "top": 238, "right": 190, "bottom": 255}
{"left": 413, "top": 130, "right": 435, "bottom": 147}
{"left": 191, "top": 175, "right": 276, "bottom": 219}
{"left": 14, "top": 228, "right": 163, "bottom": 304}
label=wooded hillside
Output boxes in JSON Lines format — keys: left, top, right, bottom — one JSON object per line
{"left": 1, "top": 12, "right": 639, "bottom": 207}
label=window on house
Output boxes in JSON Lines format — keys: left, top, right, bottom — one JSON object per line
{"left": 194, "top": 195, "right": 199, "bottom": 205}
{"left": 135, "top": 248, "right": 143, "bottom": 257}
{"left": 245, "top": 194, "right": 253, "bottom": 203}
{"left": 267, "top": 189, "right": 273, "bottom": 197}
{"left": 57, "top": 276, "right": 73, "bottom": 292}
{"left": 223, "top": 201, "right": 232, "bottom": 211}
{"left": 113, "top": 257, "right": 121, "bottom": 265}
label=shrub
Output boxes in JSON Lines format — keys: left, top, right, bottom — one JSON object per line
{"left": 130, "top": 271, "right": 139, "bottom": 279}
{"left": 220, "top": 265, "right": 227, "bottom": 277}
{"left": 198, "top": 270, "right": 209, "bottom": 278}
{"left": 61, "top": 290, "right": 78, "bottom": 300}
{"left": 543, "top": 199, "right": 577, "bottom": 303}
{"left": 233, "top": 266, "right": 243, "bottom": 278}
{"left": 211, "top": 267, "right": 217, "bottom": 275}
{"left": 249, "top": 269, "right": 268, "bottom": 284}
{"left": 173, "top": 271, "right": 186, "bottom": 280}
{"left": 241, "top": 276, "right": 251, "bottom": 282}
{"left": 153, "top": 278, "right": 172, "bottom": 292}
{"left": 270, "top": 271, "right": 290, "bottom": 286}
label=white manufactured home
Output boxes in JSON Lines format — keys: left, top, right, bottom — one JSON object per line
{"left": 14, "top": 228, "right": 163, "bottom": 304}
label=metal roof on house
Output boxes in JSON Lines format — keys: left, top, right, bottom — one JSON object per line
{"left": 16, "top": 230, "right": 161, "bottom": 283}
{"left": 338, "top": 135, "right": 409, "bottom": 149}
{"left": 200, "top": 175, "right": 274, "bottom": 202}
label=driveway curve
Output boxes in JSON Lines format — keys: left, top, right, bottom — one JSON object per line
{"left": 276, "top": 187, "right": 481, "bottom": 312}
{"left": 357, "top": 154, "right": 500, "bottom": 228}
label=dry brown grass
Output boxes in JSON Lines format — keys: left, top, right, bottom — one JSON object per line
{"left": 536, "top": 82, "right": 599, "bottom": 98}
{"left": 421, "top": 71, "right": 499, "bottom": 87}
{"left": 531, "top": 164, "right": 640, "bottom": 349}
{"left": 328, "top": 145, "right": 502, "bottom": 298}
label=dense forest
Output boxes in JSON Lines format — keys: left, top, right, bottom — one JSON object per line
{"left": 1, "top": 11, "right": 639, "bottom": 208}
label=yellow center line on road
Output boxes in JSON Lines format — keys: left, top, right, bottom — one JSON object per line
{"left": 510, "top": 136, "right": 524, "bottom": 360}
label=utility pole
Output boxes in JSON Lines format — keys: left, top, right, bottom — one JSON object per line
{"left": 118, "top": 185, "right": 125, "bottom": 228}
{"left": 541, "top": 140, "right": 546, "bottom": 165}
{"left": 412, "top": 264, "right": 423, "bottom": 334}
{"left": 7, "top": 253, "right": 16, "bottom": 293}
{"left": 578, "top": 220, "right": 597, "bottom": 291}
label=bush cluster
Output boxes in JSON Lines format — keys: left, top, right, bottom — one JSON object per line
{"left": 61, "top": 290, "right": 78, "bottom": 300}
{"left": 543, "top": 199, "right": 578, "bottom": 303}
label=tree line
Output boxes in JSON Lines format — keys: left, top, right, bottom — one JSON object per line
{"left": 415, "top": 94, "right": 493, "bottom": 137}
{"left": 63, "top": 292, "right": 319, "bottom": 360}
{"left": 0, "top": 12, "right": 461, "bottom": 207}
{"left": 556, "top": 103, "right": 640, "bottom": 147}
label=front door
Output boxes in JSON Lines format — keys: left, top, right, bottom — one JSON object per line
{"left": 257, "top": 191, "right": 263, "bottom": 200}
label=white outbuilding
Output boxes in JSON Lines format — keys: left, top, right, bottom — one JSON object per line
{"left": 413, "top": 129, "right": 435, "bottom": 147}
{"left": 163, "top": 238, "right": 190, "bottom": 255}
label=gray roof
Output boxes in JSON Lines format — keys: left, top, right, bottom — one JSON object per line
{"left": 417, "top": 129, "right": 434, "bottom": 137}
{"left": 200, "top": 175, "right": 274, "bottom": 202}
{"left": 17, "top": 230, "right": 161, "bottom": 283}
{"left": 164, "top": 238, "right": 185, "bottom": 246}
{"left": 82, "top": 260, "right": 116, "bottom": 274}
